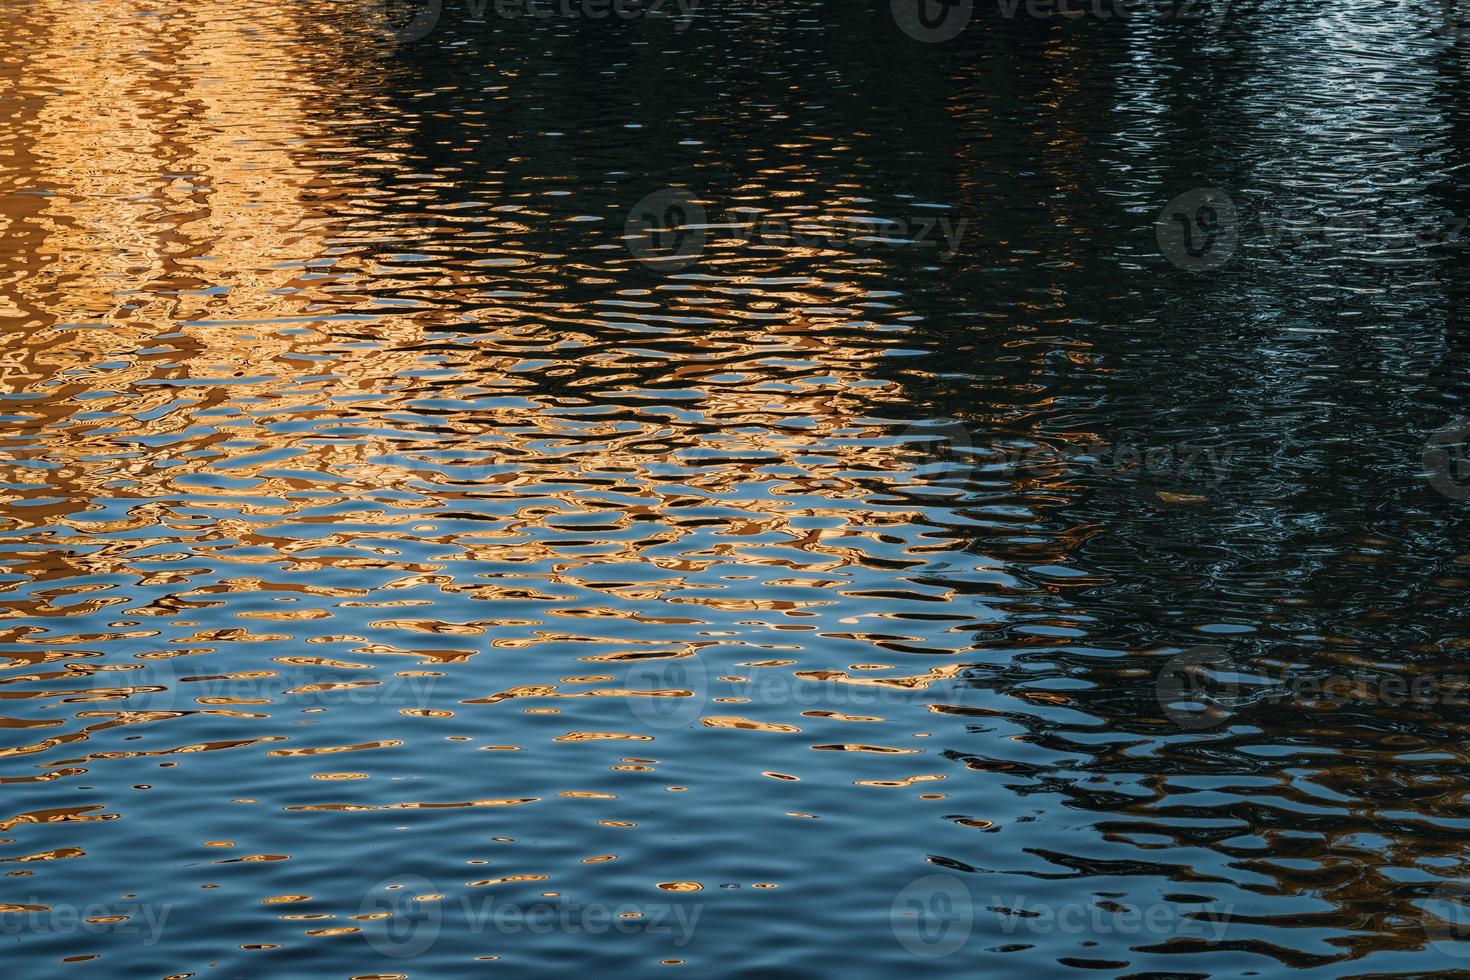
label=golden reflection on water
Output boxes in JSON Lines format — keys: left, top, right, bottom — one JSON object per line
{"left": 16, "top": 0, "right": 1460, "bottom": 973}
{"left": 0, "top": 1, "right": 1015, "bottom": 969}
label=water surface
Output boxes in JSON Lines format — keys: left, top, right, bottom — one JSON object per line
{"left": 3, "top": 1, "right": 1470, "bottom": 976}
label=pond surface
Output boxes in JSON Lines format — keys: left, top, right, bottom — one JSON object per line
{"left": 2, "top": 0, "right": 1470, "bottom": 976}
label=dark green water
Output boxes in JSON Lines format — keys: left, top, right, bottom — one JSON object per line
{"left": 3, "top": 0, "right": 1470, "bottom": 976}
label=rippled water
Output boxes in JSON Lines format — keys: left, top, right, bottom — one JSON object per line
{"left": 3, "top": 0, "right": 1470, "bottom": 976}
